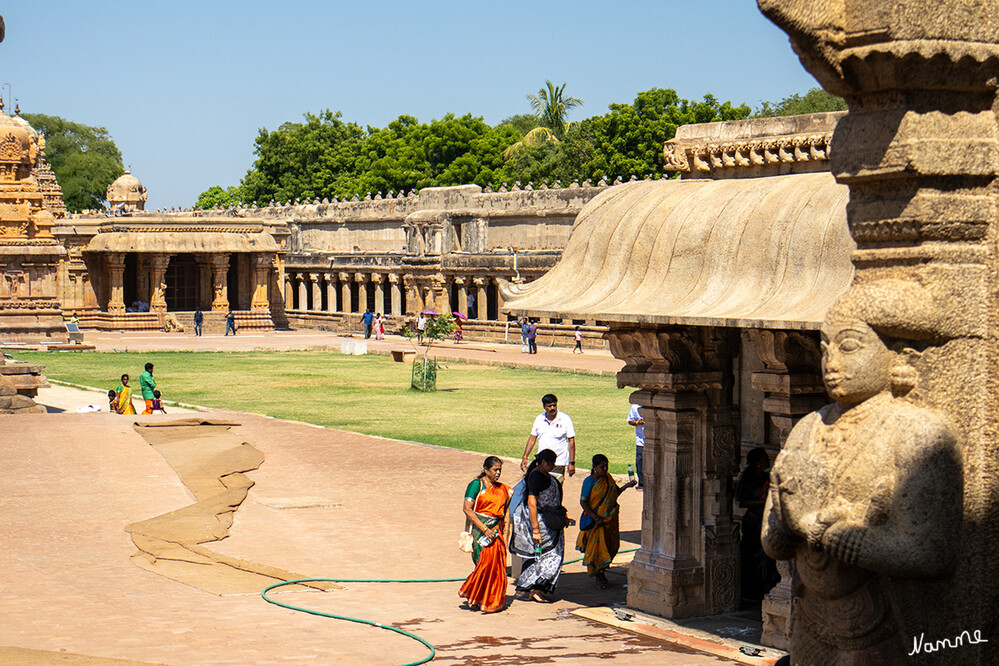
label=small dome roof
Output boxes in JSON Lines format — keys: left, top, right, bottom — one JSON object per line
{"left": 107, "top": 171, "right": 148, "bottom": 210}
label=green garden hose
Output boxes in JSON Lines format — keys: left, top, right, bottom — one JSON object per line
{"left": 260, "top": 547, "right": 640, "bottom": 665}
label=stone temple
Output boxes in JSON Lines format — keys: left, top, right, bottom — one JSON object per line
{"left": 5, "top": 0, "right": 999, "bottom": 659}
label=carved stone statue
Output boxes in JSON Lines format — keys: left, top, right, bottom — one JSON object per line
{"left": 762, "top": 281, "right": 962, "bottom": 663}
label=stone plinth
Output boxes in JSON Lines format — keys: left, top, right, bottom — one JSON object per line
{"left": 0, "top": 358, "right": 47, "bottom": 412}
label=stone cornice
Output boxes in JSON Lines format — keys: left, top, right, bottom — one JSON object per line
{"left": 664, "top": 131, "right": 833, "bottom": 174}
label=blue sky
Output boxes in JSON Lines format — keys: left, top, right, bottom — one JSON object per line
{"left": 5, "top": 1, "right": 818, "bottom": 210}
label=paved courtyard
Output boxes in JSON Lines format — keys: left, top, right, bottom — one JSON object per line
{"left": 0, "top": 334, "right": 744, "bottom": 665}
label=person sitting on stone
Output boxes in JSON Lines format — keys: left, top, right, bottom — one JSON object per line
{"left": 762, "top": 280, "right": 962, "bottom": 664}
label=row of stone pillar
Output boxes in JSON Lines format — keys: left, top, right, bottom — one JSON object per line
{"left": 286, "top": 271, "right": 404, "bottom": 316}
{"left": 104, "top": 252, "right": 273, "bottom": 314}
{"left": 285, "top": 271, "right": 507, "bottom": 320}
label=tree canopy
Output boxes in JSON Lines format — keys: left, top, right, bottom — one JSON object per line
{"left": 500, "top": 89, "right": 752, "bottom": 184}
{"left": 196, "top": 85, "right": 757, "bottom": 206}
{"left": 755, "top": 87, "right": 846, "bottom": 117}
{"left": 22, "top": 113, "right": 124, "bottom": 212}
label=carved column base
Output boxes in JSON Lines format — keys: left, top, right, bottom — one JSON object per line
{"left": 761, "top": 559, "right": 795, "bottom": 650}
{"left": 627, "top": 550, "right": 706, "bottom": 619}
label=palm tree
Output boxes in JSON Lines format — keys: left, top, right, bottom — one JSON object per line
{"left": 501, "top": 126, "right": 558, "bottom": 160}
{"left": 526, "top": 81, "right": 582, "bottom": 139}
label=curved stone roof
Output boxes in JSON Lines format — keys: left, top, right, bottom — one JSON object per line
{"left": 85, "top": 232, "right": 280, "bottom": 254}
{"left": 502, "top": 172, "right": 853, "bottom": 330}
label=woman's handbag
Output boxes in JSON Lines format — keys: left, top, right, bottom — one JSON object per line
{"left": 541, "top": 505, "right": 568, "bottom": 531}
{"left": 458, "top": 530, "right": 474, "bottom": 553}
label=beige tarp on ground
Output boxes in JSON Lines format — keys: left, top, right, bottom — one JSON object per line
{"left": 126, "top": 418, "right": 336, "bottom": 595}
{"left": 502, "top": 173, "right": 853, "bottom": 330}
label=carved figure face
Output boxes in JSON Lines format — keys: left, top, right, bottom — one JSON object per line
{"left": 820, "top": 319, "right": 892, "bottom": 404}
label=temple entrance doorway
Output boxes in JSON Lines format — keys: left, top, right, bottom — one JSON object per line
{"left": 166, "top": 254, "right": 199, "bottom": 311}
{"left": 123, "top": 253, "right": 139, "bottom": 309}
{"left": 227, "top": 255, "right": 240, "bottom": 310}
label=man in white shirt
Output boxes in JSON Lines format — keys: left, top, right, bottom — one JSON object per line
{"left": 521, "top": 393, "right": 576, "bottom": 480}
{"left": 416, "top": 314, "right": 427, "bottom": 343}
{"left": 628, "top": 403, "right": 645, "bottom": 489}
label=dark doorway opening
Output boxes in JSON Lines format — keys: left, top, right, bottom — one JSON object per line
{"left": 227, "top": 255, "right": 240, "bottom": 309}
{"left": 166, "top": 254, "right": 199, "bottom": 311}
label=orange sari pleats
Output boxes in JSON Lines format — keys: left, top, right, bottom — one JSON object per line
{"left": 459, "top": 482, "right": 509, "bottom": 612}
{"left": 459, "top": 534, "right": 507, "bottom": 612}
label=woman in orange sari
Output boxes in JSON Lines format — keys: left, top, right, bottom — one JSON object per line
{"left": 459, "top": 456, "right": 511, "bottom": 613}
{"left": 114, "top": 374, "right": 137, "bottom": 414}
{"left": 576, "top": 454, "right": 636, "bottom": 588}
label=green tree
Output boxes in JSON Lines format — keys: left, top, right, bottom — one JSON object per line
{"left": 22, "top": 113, "right": 124, "bottom": 212}
{"left": 195, "top": 185, "right": 244, "bottom": 209}
{"left": 240, "top": 110, "right": 366, "bottom": 205}
{"left": 349, "top": 113, "right": 517, "bottom": 194}
{"left": 501, "top": 89, "right": 751, "bottom": 185}
{"left": 527, "top": 81, "right": 583, "bottom": 139}
{"left": 497, "top": 113, "right": 540, "bottom": 135}
{"left": 755, "top": 87, "right": 847, "bottom": 117}
{"left": 232, "top": 111, "right": 520, "bottom": 203}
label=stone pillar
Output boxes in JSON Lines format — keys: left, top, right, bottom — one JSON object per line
{"left": 326, "top": 275, "right": 336, "bottom": 313}
{"left": 455, "top": 277, "right": 468, "bottom": 317}
{"left": 136, "top": 257, "right": 151, "bottom": 305}
{"left": 284, "top": 275, "right": 293, "bottom": 310}
{"left": 371, "top": 273, "right": 384, "bottom": 314}
{"left": 493, "top": 277, "right": 505, "bottom": 315}
{"left": 758, "top": 4, "right": 999, "bottom": 662}
{"left": 746, "top": 329, "right": 826, "bottom": 650}
{"left": 250, "top": 255, "right": 271, "bottom": 312}
{"left": 197, "top": 257, "right": 213, "bottom": 310}
{"left": 339, "top": 272, "right": 351, "bottom": 313}
{"left": 310, "top": 273, "right": 322, "bottom": 312}
{"left": 473, "top": 277, "right": 487, "bottom": 321}
{"left": 209, "top": 253, "right": 230, "bottom": 312}
{"left": 148, "top": 254, "right": 172, "bottom": 314}
{"left": 71, "top": 273, "right": 82, "bottom": 308}
{"left": 106, "top": 252, "right": 126, "bottom": 313}
{"left": 297, "top": 275, "right": 308, "bottom": 313}
{"left": 404, "top": 275, "right": 420, "bottom": 316}
{"left": 430, "top": 273, "right": 448, "bottom": 315}
{"left": 356, "top": 273, "right": 369, "bottom": 312}
{"left": 608, "top": 326, "right": 741, "bottom": 619}
{"left": 388, "top": 274, "right": 402, "bottom": 316}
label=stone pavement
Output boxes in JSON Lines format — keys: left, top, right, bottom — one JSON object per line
{"left": 1, "top": 334, "right": 744, "bottom": 664}
{"left": 1, "top": 390, "right": 737, "bottom": 665}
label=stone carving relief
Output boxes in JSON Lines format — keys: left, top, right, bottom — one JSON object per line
{"left": 762, "top": 281, "right": 962, "bottom": 663}
{"left": 663, "top": 133, "right": 832, "bottom": 175}
{"left": 752, "top": 330, "right": 822, "bottom": 375}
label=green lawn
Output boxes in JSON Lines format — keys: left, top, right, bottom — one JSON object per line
{"left": 15, "top": 350, "right": 640, "bottom": 473}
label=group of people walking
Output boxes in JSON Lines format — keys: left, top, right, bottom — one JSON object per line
{"left": 458, "top": 394, "right": 636, "bottom": 613}
{"left": 519, "top": 319, "right": 585, "bottom": 354}
{"left": 106, "top": 362, "right": 165, "bottom": 415}
{"left": 191, "top": 309, "right": 237, "bottom": 336}
{"left": 362, "top": 310, "right": 387, "bottom": 339}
